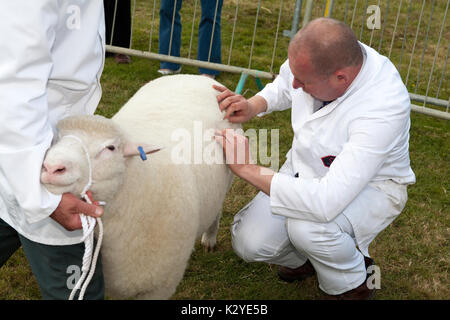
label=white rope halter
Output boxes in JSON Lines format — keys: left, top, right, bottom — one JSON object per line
{"left": 62, "top": 134, "right": 104, "bottom": 300}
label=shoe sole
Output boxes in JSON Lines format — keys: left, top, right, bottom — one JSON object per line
{"left": 157, "top": 68, "right": 182, "bottom": 75}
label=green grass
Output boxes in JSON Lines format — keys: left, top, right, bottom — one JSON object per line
{"left": 0, "top": 0, "right": 448, "bottom": 300}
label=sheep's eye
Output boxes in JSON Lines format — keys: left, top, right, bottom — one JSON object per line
{"left": 106, "top": 145, "right": 115, "bottom": 151}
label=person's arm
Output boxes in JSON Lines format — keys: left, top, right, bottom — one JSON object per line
{"left": 254, "top": 60, "right": 293, "bottom": 116}
{"left": 236, "top": 164, "right": 275, "bottom": 196}
{"left": 0, "top": 2, "right": 62, "bottom": 224}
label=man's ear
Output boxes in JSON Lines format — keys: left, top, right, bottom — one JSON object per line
{"left": 335, "top": 68, "right": 350, "bottom": 84}
{"left": 123, "top": 141, "right": 163, "bottom": 158}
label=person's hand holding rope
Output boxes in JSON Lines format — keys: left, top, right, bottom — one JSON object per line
{"left": 50, "top": 191, "right": 103, "bottom": 231}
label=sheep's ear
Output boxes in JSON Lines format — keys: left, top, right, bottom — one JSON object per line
{"left": 123, "top": 142, "right": 162, "bottom": 158}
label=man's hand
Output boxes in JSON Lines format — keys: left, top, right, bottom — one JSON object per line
{"left": 50, "top": 191, "right": 103, "bottom": 231}
{"left": 215, "top": 129, "right": 275, "bottom": 195}
{"left": 213, "top": 85, "right": 267, "bottom": 123}
{"left": 214, "top": 129, "right": 253, "bottom": 175}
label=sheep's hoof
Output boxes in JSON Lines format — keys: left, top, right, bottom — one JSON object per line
{"left": 201, "top": 235, "right": 217, "bottom": 252}
{"left": 202, "top": 243, "right": 216, "bottom": 252}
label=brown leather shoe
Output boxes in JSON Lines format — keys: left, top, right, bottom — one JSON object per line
{"left": 324, "top": 256, "right": 376, "bottom": 300}
{"left": 278, "top": 260, "right": 316, "bottom": 283}
{"left": 114, "top": 54, "right": 131, "bottom": 64}
{"left": 324, "top": 279, "right": 376, "bottom": 300}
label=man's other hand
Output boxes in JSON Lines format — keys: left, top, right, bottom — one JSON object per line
{"left": 50, "top": 192, "right": 103, "bottom": 231}
{"left": 213, "top": 84, "right": 263, "bottom": 123}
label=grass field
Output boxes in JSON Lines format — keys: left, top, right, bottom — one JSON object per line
{"left": 0, "top": 0, "right": 448, "bottom": 300}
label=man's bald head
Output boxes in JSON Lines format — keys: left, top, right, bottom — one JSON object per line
{"left": 289, "top": 18, "right": 363, "bottom": 77}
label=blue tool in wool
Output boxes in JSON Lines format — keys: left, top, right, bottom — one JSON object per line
{"left": 138, "top": 146, "right": 147, "bottom": 161}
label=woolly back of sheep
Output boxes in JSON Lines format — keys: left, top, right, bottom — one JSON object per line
{"left": 112, "top": 74, "right": 237, "bottom": 149}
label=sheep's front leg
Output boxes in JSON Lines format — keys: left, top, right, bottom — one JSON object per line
{"left": 201, "top": 213, "right": 221, "bottom": 252}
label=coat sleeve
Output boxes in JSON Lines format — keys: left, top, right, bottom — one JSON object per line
{"left": 0, "top": 1, "right": 62, "bottom": 224}
{"left": 269, "top": 95, "right": 411, "bottom": 223}
{"left": 256, "top": 59, "right": 293, "bottom": 116}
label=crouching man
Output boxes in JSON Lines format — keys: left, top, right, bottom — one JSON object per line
{"left": 214, "top": 18, "right": 415, "bottom": 299}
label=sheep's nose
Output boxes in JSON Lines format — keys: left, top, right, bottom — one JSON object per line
{"left": 43, "top": 163, "right": 67, "bottom": 175}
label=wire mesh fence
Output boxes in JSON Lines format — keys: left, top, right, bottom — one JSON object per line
{"left": 325, "top": 0, "right": 449, "bottom": 118}
{"left": 105, "top": 0, "right": 449, "bottom": 119}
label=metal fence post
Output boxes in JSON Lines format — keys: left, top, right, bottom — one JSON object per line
{"left": 235, "top": 73, "right": 249, "bottom": 94}
{"left": 324, "top": 0, "right": 335, "bottom": 17}
{"left": 302, "top": 0, "right": 314, "bottom": 27}
{"left": 283, "top": 0, "right": 303, "bottom": 38}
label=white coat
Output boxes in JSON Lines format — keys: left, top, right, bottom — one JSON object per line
{"left": 0, "top": 0, "right": 105, "bottom": 245}
{"left": 257, "top": 43, "right": 416, "bottom": 256}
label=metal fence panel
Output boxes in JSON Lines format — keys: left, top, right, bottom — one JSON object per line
{"left": 105, "top": 0, "right": 449, "bottom": 119}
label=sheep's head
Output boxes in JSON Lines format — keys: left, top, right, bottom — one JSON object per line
{"left": 41, "top": 115, "right": 160, "bottom": 203}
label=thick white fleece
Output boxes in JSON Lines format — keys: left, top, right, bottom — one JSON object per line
{"left": 56, "top": 75, "right": 240, "bottom": 299}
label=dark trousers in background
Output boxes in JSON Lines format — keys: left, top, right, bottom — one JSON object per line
{"left": 159, "top": 0, "right": 223, "bottom": 75}
{"left": 104, "top": 0, "right": 131, "bottom": 48}
{"left": 0, "top": 218, "right": 104, "bottom": 300}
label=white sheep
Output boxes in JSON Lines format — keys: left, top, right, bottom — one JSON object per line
{"left": 40, "top": 74, "right": 241, "bottom": 299}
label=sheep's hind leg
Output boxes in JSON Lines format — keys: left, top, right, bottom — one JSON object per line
{"left": 201, "top": 212, "right": 221, "bottom": 252}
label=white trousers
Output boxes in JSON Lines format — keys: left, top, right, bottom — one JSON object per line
{"left": 231, "top": 191, "right": 367, "bottom": 295}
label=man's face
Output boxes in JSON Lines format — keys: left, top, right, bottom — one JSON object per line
{"left": 288, "top": 50, "right": 341, "bottom": 101}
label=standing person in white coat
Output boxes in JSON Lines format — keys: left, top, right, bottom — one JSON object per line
{"left": 0, "top": 1, "right": 106, "bottom": 299}
{"left": 214, "top": 18, "right": 415, "bottom": 299}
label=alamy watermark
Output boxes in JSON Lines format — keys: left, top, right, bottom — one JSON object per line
{"left": 66, "top": 265, "right": 81, "bottom": 290}
{"left": 66, "top": 5, "right": 81, "bottom": 30}
{"left": 366, "top": 5, "right": 381, "bottom": 30}
{"left": 367, "top": 264, "right": 381, "bottom": 289}
{"left": 170, "top": 121, "right": 280, "bottom": 174}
